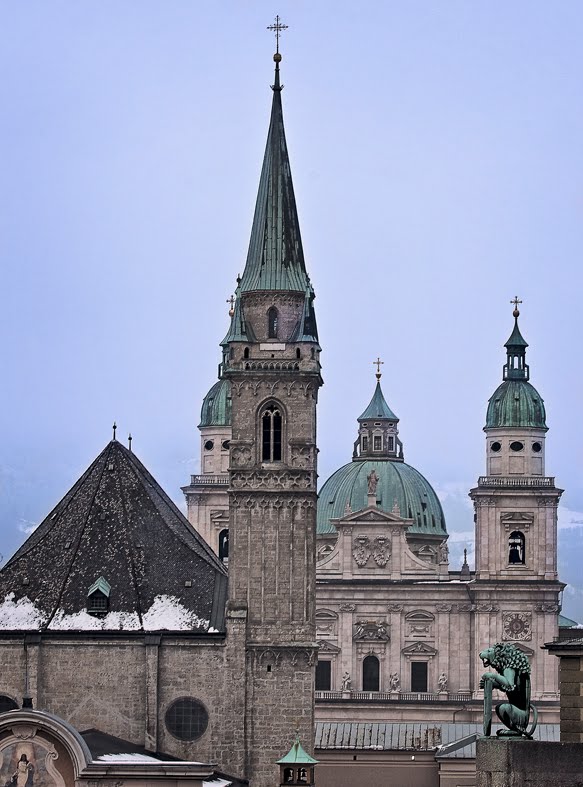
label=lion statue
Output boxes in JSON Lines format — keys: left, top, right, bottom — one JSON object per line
{"left": 479, "top": 642, "right": 538, "bottom": 738}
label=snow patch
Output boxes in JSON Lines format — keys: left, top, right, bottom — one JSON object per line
{"left": 50, "top": 609, "right": 141, "bottom": 631}
{"left": 0, "top": 593, "right": 46, "bottom": 628}
{"left": 204, "top": 780, "right": 232, "bottom": 787}
{"left": 142, "top": 595, "right": 209, "bottom": 630}
{"left": 98, "top": 753, "right": 161, "bottom": 762}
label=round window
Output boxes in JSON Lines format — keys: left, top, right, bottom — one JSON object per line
{"left": 222, "top": 440, "right": 231, "bottom": 450}
{"left": 532, "top": 442, "right": 542, "bottom": 453}
{"left": 490, "top": 441, "right": 502, "bottom": 452}
{"left": 510, "top": 441, "right": 524, "bottom": 452}
{"left": 204, "top": 440, "right": 214, "bottom": 451}
{"left": 165, "top": 698, "right": 209, "bottom": 741}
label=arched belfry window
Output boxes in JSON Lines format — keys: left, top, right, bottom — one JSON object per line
{"left": 261, "top": 404, "right": 283, "bottom": 462}
{"left": 218, "top": 529, "right": 229, "bottom": 564}
{"left": 362, "top": 654, "right": 380, "bottom": 692}
{"left": 268, "top": 307, "right": 279, "bottom": 338}
{"left": 508, "top": 531, "right": 525, "bottom": 565}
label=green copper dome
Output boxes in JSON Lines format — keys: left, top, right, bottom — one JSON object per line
{"left": 486, "top": 380, "right": 547, "bottom": 430}
{"left": 317, "top": 460, "right": 446, "bottom": 536}
{"left": 199, "top": 379, "right": 232, "bottom": 428}
{"left": 485, "top": 308, "right": 547, "bottom": 430}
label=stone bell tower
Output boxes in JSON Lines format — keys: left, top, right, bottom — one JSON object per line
{"left": 220, "top": 45, "right": 322, "bottom": 787}
{"left": 469, "top": 301, "right": 564, "bottom": 699}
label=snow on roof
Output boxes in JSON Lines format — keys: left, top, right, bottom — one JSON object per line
{"left": 0, "top": 593, "right": 210, "bottom": 632}
{"left": 97, "top": 753, "right": 162, "bottom": 763}
{"left": 204, "top": 780, "right": 232, "bottom": 787}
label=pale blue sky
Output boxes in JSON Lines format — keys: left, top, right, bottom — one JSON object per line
{"left": 2, "top": 3, "right": 582, "bottom": 613}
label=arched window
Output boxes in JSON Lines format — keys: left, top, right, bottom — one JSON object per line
{"left": 261, "top": 404, "right": 282, "bottom": 462}
{"left": 283, "top": 768, "right": 294, "bottom": 783}
{"left": 362, "top": 654, "right": 380, "bottom": 692}
{"left": 268, "top": 307, "right": 279, "bottom": 338}
{"left": 508, "top": 531, "right": 525, "bottom": 565}
{"left": 218, "top": 529, "right": 229, "bottom": 564}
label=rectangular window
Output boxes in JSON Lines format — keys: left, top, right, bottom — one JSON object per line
{"left": 411, "top": 662, "right": 428, "bottom": 692}
{"left": 361, "top": 436, "right": 368, "bottom": 452}
{"left": 373, "top": 435, "right": 382, "bottom": 451}
{"left": 315, "top": 660, "right": 331, "bottom": 691}
{"left": 388, "top": 436, "right": 394, "bottom": 451}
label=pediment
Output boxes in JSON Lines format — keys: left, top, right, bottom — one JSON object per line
{"left": 402, "top": 641, "right": 437, "bottom": 656}
{"left": 512, "top": 643, "right": 534, "bottom": 657}
{"left": 501, "top": 512, "right": 534, "bottom": 523}
{"left": 333, "top": 506, "right": 409, "bottom": 526}
{"left": 405, "top": 610, "right": 435, "bottom": 622}
{"left": 316, "top": 609, "right": 338, "bottom": 620}
{"left": 317, "top": 640, "right": 341, "bottom": 653}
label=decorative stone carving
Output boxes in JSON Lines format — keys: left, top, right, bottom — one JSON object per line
{"left": 353, "top": 620, "right": 389, "bottom": 641}
{"left": 352, "top": 536, "right": 371, "bottom": 567}
{"left": 436, "top": 604, "right": 453, "bottom": 613}
{"left": 535, "top": 602, "right": 560, "bottom": 613}
{"left": 341, "top": 672, "right": 352, "bottom": 691}
{"left": 316, "top": 609, "right": 338, "bottom": 636}
{"left": 367, "top": 470, "right": 379, "bottom": 494}
{"left": 317, "top": 543, "right": 334, "bottom": 562}
{"left": 372, "top": 536, "right": 390, "bottom": 567}
{"left": 501, "top": 512, "right": 534, "bottom": 532}
{"left": 339, "top": 603, "right": 356, "bottom": 612}
{"left": 387, "top": 604, "right": 403, "bottom": 613}
{"left": 438, "top": 672, "right": 448, "bottom": 692}
{"left": 231, "top": 470, "right": 313, "bottom": 491}
{"left": 438, "top": 540, "right": 449, "bottom": 564}
{"left": 290, "top": 444, "right": 312, "bottom": 468}
{"left": 389, "top": 672, "right": 400, "bottom": 691}
{"left": 344, "top": 500, "right": 352, "bottom": 515}
{"left": 456, "top": 603, "right": 474, "bottom": 612}
{"left": 476, "top": 603, "right": 500, "bottom": 613}
{"left": 11, "top": 725, "right": 38, "bottom": 740}
{"left": 317, "top": 640, "right": 341, "bottom": 653}
{"left": 231, "top": 444, "right": 252, "bottom": 467}
{"left": 502, "top": 612, "right": 532, "bottom": 641}
{"left": 402, "top": 641, "right": 438, "bottom": 657}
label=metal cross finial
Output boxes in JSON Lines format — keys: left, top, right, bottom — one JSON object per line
{"left": 373, "top": 357, "right": 384, "bottom": 380}
{"left": 112, "top": 421, "right": 117, "bottom": 441}
{"left": 227, "top": 294, "right": 235, "bottom": 317}
{"left": 128, "top": 433, "right": 132, "bottom": 451}
{"left": 511, "top": 296, "right": 522, "bottom": 317}
{"left": 267, "top": 15, "right": 288, "bottom": 53}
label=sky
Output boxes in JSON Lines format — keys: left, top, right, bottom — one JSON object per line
{"left": 2, "top": 3, "right": 583, "bottom": 615}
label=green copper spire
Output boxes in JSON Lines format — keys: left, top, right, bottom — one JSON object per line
{"left": 503, "top": 299, "right": 529, "bottom": 381}
{"left": 238, "top": 52, "right": 310, "bottom": 293}
{"left": 358, "top": 379, "right": 399, "bottom": 422}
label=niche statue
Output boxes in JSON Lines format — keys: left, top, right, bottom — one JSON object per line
{"left": 479, "top": 642, "right": 538, "bottom": 738}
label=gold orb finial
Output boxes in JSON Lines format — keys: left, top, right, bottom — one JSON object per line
{"left": 273, "top": 52, "right": 282, "bottom": 63}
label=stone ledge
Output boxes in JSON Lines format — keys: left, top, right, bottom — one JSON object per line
{"left": 477, "top": 739, "right": 583, "bottom": 787}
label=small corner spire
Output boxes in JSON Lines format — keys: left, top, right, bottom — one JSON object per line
{"left": 112, "top": 422, "right": 117, "bottom": 441}
{"left": 267, "top": 15, "right": 287, "bottom": 91}
{"left": 373, "top": 357, "right": 384, "bottom": 381}
{"left": 128, "top": 433, "right": 132, "bottom": 452}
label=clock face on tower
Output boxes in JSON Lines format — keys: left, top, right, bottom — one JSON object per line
{"left": 502, "top": 612, "right": 532, "bottom": 641}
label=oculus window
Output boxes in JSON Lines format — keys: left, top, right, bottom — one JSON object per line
{"left": 165, "top": 697, "right": 209, "bottom": 741}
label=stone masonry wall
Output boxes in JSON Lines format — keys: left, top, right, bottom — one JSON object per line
{"left": 559, "top": 655, "right": 583, "bottom": 742}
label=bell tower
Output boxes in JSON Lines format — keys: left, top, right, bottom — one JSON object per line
{"left": 470, "top": 302, "right": 562, "bottom": 581}
{"left": 221, "top": 39, "right": 322, "bottom": 787}
{"left": 469, "top": 302, "right": 564, "bottom": 700}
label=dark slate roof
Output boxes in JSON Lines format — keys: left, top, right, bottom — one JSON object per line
{"left": 238, "top": 61, "right": 310, "bottom": 294}
{"left": 81, "top": 729, "right": 181, "bottom": 761}
{"left": 0, "top": 441, "right": 227, "bottom": 631}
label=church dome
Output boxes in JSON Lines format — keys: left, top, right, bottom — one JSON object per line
{"left": 485, "top": 307, "right": 547, "bottom": 430}
{"left": 317, "top": 459, "right": 447, "bottom": 536}
{"left": 486, "top": 380, "right": 547, "bottom": 430}
{"left": 199, "top": 379, "right": 232, "bottom": 428}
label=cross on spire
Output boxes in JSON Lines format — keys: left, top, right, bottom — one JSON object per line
{"left": 112, "top": 421, "right": 117, "bottom": 441}
{"left": 227, "top": 294, "right": 235, "bottom": 317}
{"left": 373, "top": 357, "right": 384, "bottom": 380}
{"left": 267, "top": 15, "right": 288, "bottom": 54}
{"left": 511, "top": 296, "right": 522, "bottom": 317}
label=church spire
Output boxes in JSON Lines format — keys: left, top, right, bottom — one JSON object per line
{"left": 503, "top": 297, "right": 529, "bottom": 381}
{"left": 238, "top": 46, "right": 309, "bottom": 293}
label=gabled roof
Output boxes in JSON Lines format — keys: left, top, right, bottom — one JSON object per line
{"left": 0, "top": 441, "right": 227, "bottom": 631}
{"left": 238, "top": 60, "right": 310, "bottom": 294}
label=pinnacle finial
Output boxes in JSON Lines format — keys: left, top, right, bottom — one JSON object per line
{"left": 128, "top": 433, "right": 132, "bottom": 451}
{"left": 511, "top": 296, "right": 522, "bottom": 319}
{"left": 373, "top": 357, "right": 384, "bottom": 381}
{"left": 227, "top": 294, "right": 235, "bottom": 317}
{"left": 267, "top": 15, "right": 288, "bottom": 55}
{"left": 112, "top": 422, "right": 117, "bottom": 441}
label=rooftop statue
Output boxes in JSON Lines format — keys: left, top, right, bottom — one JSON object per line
{"left": 479, "top": 643, "right": 538, "bottom": 738}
